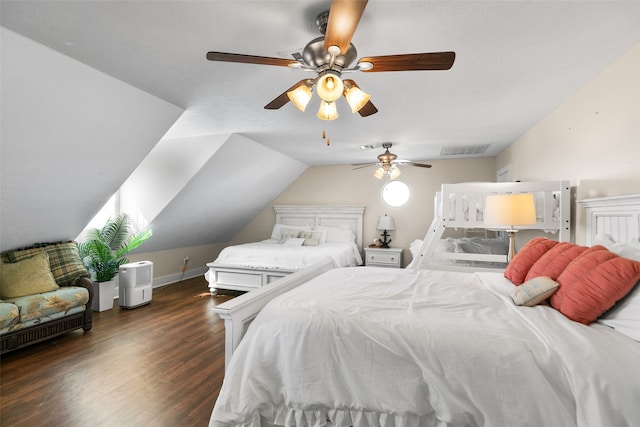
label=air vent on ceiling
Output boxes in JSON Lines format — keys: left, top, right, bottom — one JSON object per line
{"left": 440, "top": 144, "right": 490, "bottom": 156}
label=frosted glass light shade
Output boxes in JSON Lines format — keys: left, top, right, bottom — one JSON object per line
{"left": 317, "top": 101, "right": 338, "bottom": 121}
{"left": 287, "top": 85, "right": 312, "bottom": 111}
{"left": 374, "top": 167, "right": 385, "bottom": 179}
{"left": 389, "top": 166, "right": 401, "bottom": 180}
{"left": 484, "top": 193, "right": 537, "bottom": 228}
{"left": 316, "top": 72, "right": 344, "bottom": 102}
{"left": 345, "top": 85, "right": 371, "bottom": 113}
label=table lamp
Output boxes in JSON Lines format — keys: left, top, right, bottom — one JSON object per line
{"left": 376, "top": 215, "right": 396, "bottom": 248}
{"left": 484, "top": 193, "right": 536, "bottom": 262}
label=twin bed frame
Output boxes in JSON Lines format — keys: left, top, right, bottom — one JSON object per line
{"left": 206, "top": 205, "right": 365, "bottom": 295}
{"left": 412, "top": 181, "right": 571, "bottom": 270}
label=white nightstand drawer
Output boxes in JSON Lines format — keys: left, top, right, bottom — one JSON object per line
{"left": 364, "top": 247, "right": 403, "bottom": 268}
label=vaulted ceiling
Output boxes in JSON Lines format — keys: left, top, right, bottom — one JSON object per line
{"left": 4, "top": 1, "right": 640, "bottom": 163}
{"left": 2, "top": 1, "right": 640, "bottom": 252}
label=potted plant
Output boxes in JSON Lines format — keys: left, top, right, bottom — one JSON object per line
{"left": 78, "top": 214, "right": 152, "bottom": 311}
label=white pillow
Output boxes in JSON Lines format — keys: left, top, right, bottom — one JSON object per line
{"left": 309, "top": 227, "right": 329, "bottom": 244}
{"left": 299, "top": 230, "right": 323, "bottom": 246}
{"left": 270, "top": 224, "right": 311, "bottom": 240}
{"left": 595, "top": 234, "right": 640, "bottom": 261}
{"left": 598, "top": 281, "right": 640, "bottom": 341}
{"left": 409, "top": 239, "right": 424, "bottom": 256}
{"left": 511, "top": 276, "right": 559, "bottom": 307}
{"left": 283, "top": 237, "right": 305, "bottom": 247}
{"left": 316, "top": 226, "right": 355, "bottom": 243}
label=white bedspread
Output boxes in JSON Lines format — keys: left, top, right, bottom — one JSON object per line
{"left": 211, "top": 240, "right": 362, "bottom": 270}
{"left": 210, "top": 267, "right": 640, "bottom": 427}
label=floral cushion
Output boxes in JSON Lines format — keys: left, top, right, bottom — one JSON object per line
{"left": 0, "top": 302, "right": 19, "bottom": 329}
{"left": 4, "top": 286, "right": 89, "bottom": 323}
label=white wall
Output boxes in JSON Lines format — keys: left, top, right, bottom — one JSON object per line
{"left": 497, "top": 41, "right": 640, "bottom": 244}
{"left": 0, "top": 28, "right": 183, "bottom": 250}
{"left": 230, "top": 157, "right": 497, "bottom": 267}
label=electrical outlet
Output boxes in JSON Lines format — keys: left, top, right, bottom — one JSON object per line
{"left": 183, "top": 256, "right": 189, "bottom": 263}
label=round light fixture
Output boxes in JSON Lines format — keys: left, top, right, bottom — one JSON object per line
{"left": 382, "top": 180, "right": 410, "bottom": 207}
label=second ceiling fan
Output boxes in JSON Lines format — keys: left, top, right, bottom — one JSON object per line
{"left": 206, "top": 0, "right": 455, "bottom": 120}
{"left": 353, "top": 143, "right": 432, "bottom": 180}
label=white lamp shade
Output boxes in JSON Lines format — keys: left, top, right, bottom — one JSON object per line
{"left": 377, "top": 215, "right": 396, "bottom": 231}
{"left": 287, "top": 85, "right": 312, "bottom": 111}
{"left": 316, "top": 72, "right": 344, "bottom": 102}
{"left": 484, "top": 193, "right": 537, "bottom": 227}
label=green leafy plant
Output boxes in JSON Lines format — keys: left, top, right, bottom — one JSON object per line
{"left": 78, "top": 214, "right": 153, "bottom": 282}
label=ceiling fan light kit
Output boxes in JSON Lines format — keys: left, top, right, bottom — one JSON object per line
{"left": 375, "top": 164, "right": 401, "bottom": 180}
{"left": 317, "top": 101, "right": 339, "bottom": 121}
{"left": 344, "top": 80, "right": 371, "bottom": 113}
{"left": 287, "top": 84, "right": 313, "bottom": 112}
{"left": 316, "top": 71, "right": 344, "bottom": 102}
{"left": 206, "top": 0, "right": 455, "bottom": 122}
{"left": 353, "top": 143, "right": 432, "bottom": 180}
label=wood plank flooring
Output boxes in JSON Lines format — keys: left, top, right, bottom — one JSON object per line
{"left": 0, "top": 276, "right": 237, "bottom": 427}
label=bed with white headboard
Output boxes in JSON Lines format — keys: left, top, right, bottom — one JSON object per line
{"left": 580, "top": 193, "right": 640, "bottom": 246}
{"left": 209, "top": 193, "right": 640, "bottom": 427}
{"left": 205, "top": 205, "right": 365, "bottom": 295}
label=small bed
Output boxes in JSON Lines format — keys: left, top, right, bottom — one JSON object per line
{"left": 209, "top": 193, "right": 640, "bottom": 427}
{"left": 411, "top": 180, "right": 570, "bottom": 271}
{"left": 205, "top": 205, "right": 365, "bottom": 295}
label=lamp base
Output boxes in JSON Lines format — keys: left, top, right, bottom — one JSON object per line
{"left": 380, "top": 230, "right": 392, "bottom": 248}
{"left": 507, "top": 230, "right": 517, "bottom": 263}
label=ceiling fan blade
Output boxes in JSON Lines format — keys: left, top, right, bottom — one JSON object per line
{"left": 351, "top": 163, "right": 376, "bottom": 170}
{"left": 358, "top": 52, "right": 455, "bottom": 72}
{"left": 207, "top": 51, "right": 298, "bottom": 67}
{"left": 324, "top": 0, "right": 368, "bottom": 55}
{"left": 264, "top": 79, "right": 312, "bottom": 110}
{"left": 357, "top": 100, "right": 378, "bottom": 117}
{"left": 410, "top": 162, "right": 433, "bottom": 169}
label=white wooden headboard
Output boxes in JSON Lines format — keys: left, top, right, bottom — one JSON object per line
{"left": 273, "top": 205, "right": 366, "bottom": 252}
{"left": 579, "top": 194, "right": 640, "bottom": 246}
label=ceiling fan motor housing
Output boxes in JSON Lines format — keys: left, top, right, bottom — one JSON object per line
{"left": 302, "top": 36, "right": 357, "bottom": 70}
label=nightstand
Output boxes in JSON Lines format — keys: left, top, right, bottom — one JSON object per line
{"left": 364, "top": 247, "right": 403, "bottom": 268}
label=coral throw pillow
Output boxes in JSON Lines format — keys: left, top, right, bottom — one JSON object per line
{"left": 504, "top": 238, "right": 559, "bottom": 285}
{"left": 550, "top": 245, "right": 609, "bottom": 309}
{"left": 525, "top": 242, "right": 589, "bottom": 282}
{"left": 552, "top": 247, "right": 640, "bottom": 324}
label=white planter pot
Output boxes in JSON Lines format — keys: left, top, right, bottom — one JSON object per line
{"left": 92, "top": 278, "right": 116, "bottom": 312}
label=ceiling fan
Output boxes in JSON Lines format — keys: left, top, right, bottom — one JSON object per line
{"left": 206, "top": 0, "right": 455, "bottom": 120}
{"left": 352, "top": 143, "right": 432, "bottom": 180}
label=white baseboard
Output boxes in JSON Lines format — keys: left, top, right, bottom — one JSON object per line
{"left": 153, "top": 266, "right": 209, "bottom": 288}
{"left": 113, "top": 267, "right": 208, "bottom": 299}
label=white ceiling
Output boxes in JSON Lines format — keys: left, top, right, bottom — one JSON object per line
{"left": 2, "top": 0, "right": 640, "bottom": 166}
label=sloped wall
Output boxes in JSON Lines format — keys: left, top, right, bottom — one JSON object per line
{"left": 0, "top": 28, "right": 183, "bottom": 251}
{"left": 141, "top": 134, "right": 308, "bottom": 252}
{"left": 497, "top": 41, "right": 640, "bottom": 244}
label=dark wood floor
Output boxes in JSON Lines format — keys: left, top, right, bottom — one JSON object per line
{"left": 0, "top": 276, "right": 237, "bottom": 427}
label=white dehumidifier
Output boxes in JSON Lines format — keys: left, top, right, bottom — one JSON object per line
{"left": 118, "top": 261, "right": 153, "bottom": 309}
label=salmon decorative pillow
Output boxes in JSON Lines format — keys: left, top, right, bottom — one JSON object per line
{"left": 504, "top": 238, "right": 559, "bottom": 285}
{"left": 552, "top": 247, "right": 640, "bottom": 324}
{"left": 525, "top": 242, "right": 589, "bottom": 282}
{"left": 550, "top": 245, "right": 610, "bottom": 310}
